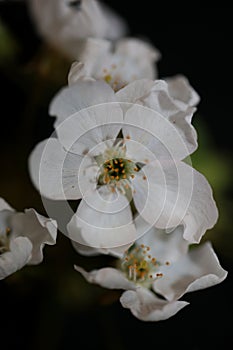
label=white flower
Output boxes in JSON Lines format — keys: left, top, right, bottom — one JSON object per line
{"left": 74, "top": 219, "right": 227, "bottom": 322}
{"left": 68, "top": 37, "right": 160, "bottom": 91}
{"left": 28, "top": 0, "right": 128, "bottom": 60}
{"left": 29, "top": 81, "right": 218, "bottom": 249}
{"left": 0, "top": 198, "right": 57, "bottom": 280}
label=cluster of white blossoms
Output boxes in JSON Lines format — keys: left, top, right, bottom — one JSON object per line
{"left": 1, "top": 0, "right": 227, "bottom": 322}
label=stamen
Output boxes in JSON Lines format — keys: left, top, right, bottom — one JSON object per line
{"left": 121, "top": 244, "right": 164, "bottom": 287}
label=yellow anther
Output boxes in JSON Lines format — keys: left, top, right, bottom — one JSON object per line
{"left": 104, "top": 74, "right": 112, "bottom": 84}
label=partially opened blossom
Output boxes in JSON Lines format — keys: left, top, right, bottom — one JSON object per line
{"left": 74, "top": 219, "right": 227, "bottom": 322}
{"left": 67, "top": 63, "right": 199, "bottom": 156}
{"left": 0, "top": 198, "right": 57, "bottom": 280}
{"left": 68, "top": 37, "right": 160, "bottom": 91}
{"left": 28, "top": 0, "right": 127, "bottom": 60}
{"left": 29, "top": 81, "right": 218, "bottom": 248}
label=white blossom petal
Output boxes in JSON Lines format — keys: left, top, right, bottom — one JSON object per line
{"left": 154, "top": 242, "right": 228, "bottom": 301}
{"left": 55, "top": 102, "right": 123, "bottom": 156}
{"left": 72, "top": 240, "right": 132, "bottom": 258}
{"left": 123, "top": 103, "right": 193, "bottom": 162}
{"left": 29, "top": 138, "right": 84, "bottom": 200}
{"left": 68, "top": 39, "right": 112, "bottom": 84}
{"left": 116, "top": 38, "right": 160, "bottom": 79}
{"left": 0, "top": 237, "right": 32, "bottom": 280}
{"left": 120, "top": 288, "right": 189, "bottom": 322}
{"left": 135, "top": 216, "right": 189, "bottom": 263}
{"left": 28, "top": 0, "right": 127, "bottom": 59}
{"left": 116, "top": 79, "right": 155, "bottom": 104}
{"left": 11, "top": 209, "right": 57, "bottom": 265}
{"left": 165, "top": 74, "right": 200, "bottom": 108}
{"left": 67, "top": 187, "right": 137, "bottom": 249}
{"left": 118, "top": 79, "right": 197, "bottom": 158}
{"left": 75, "top": 265, "right": 136, "bottom": 290}
{"left": 133, "top": 160, "right": 218, "bottom": 244}
{"left": 49, "top": 80, "right": 117, "bottom": 126}
{"left": 0, "top": 198, "right": 14, "bottom": 212}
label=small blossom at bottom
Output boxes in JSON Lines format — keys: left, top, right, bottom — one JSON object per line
{"left": 74, "top": 219, "right": 227, "bottom": 322}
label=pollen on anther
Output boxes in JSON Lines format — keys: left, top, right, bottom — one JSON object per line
{"left": 126, "top": 135, "right": 131, "bottom": 140}
{"left": 156, "top": 273, "right": 163, "bottom": 277}
{"left": 140, "top": 244, "right": 145, "bottom": 248}
{"left": 143, "top": 175, "right": 147, "bottom": 180}
{"left": 165, "top": 261, "right": 170, "bottom": 265}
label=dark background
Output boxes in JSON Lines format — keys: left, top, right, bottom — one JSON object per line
{"left": 0, "top": 2, "right": 232, "bottom": 349}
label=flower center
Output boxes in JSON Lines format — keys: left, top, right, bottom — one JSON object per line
{"left": 97, "top": 141, "right": 138, "bottom": 193}
{"left": 121, "top": 244, "right": 163, "bottom": 287}
{"left": 0, "top": 227, "right": 11, "bottom": 254}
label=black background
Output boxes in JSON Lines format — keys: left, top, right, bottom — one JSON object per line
{"left": 0, "top": 2, "right": 232, "bottom": 350}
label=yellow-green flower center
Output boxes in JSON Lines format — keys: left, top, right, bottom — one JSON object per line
{"left": 121, "top": 244, "right": 164, "bottom": 287}
{"left": 96, "top": 141, "right": 139, "bottom": 192}
{"left": 100, "top": 158, "right": 138, "bottom": 185}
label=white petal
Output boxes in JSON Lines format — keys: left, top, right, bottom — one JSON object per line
{"left": 0, "top": 237, "right": 32, "bottom": 280}
{"left": 29, "top": 138, "right": 84, "bottom": 200}
{"left": 133, "top": 160, "right": 218, "bottom": 243}
{"left": 125, "top": 138, "right": 157, "bottom": 164}
{"left": 67, "top": 187, "right": 137, "bottom": 249}
{"left": 0, "top": 198, "right": 14, "bottom": 212}
{"left": 75, "top": 265, "right": 136, "bottom": 290}
{"left": 120, "top": 288, "right": 189, "bottom": 322}
{"left": 68, "top": 38, "right": 111, "bottom": 84}
{"left": 135, "top": 216, "right": 189, "bottom": 263}
{"left": 154, "top": 242, "right": 228, "bottom": 301}
{"left": 11, "top": 209, "right": 57, "bottom": 265}
{"left": 118, "top": 79, "right": 198, "bottom": 158}
{"left": 116, "top": 79, "right": 155, "bottom": 104}
{"left": 116, "top": 38, "right": 161, "bottom": 80}
{"left": 49, "top": 80, "right": 116, "bottom": 126}
{"left": 116, "top": 38, "right": 160, "bottom": 61}
{"left": 123, "top": 103, "right": 194, "bottom": 162}
{"left": 55, "top": 102, "right": 123, "bottom": 156}
{"left": 165, "top": 74, "right": 200, "bottom": 108}
{"left": 72, "top": 240, "right": 132, "bottom": 258}
{"left": 28, "top": 0, "right": 124, "bottom": 59}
